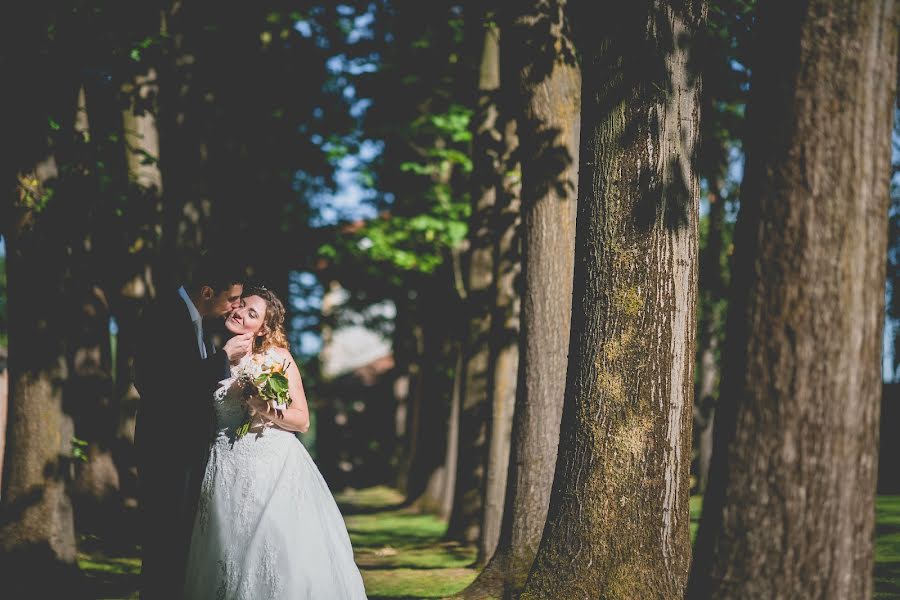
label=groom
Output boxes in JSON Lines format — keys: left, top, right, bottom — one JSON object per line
{"left": 133, "top": 254, "right": 253, "bottom": 600}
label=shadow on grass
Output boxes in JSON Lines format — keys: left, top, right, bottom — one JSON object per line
{"left": 78, "top": 489, "right": 899, "bottom": 599}
{"left": 336, "top": 486, "right": 477, "bottom": 598}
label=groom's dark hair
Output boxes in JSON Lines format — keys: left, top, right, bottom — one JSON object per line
{"left": 187, "top": 251, "right": 245, "bottom": 293}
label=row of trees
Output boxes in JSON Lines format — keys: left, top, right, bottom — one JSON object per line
{"left": 0, "top": 2, "right": 361, "bottom": 596}
{"left": 0, "top": 0, "right": 898, "bottom": 598}
{"left": 325, "top": 0, "right": 898, "bottom": 598}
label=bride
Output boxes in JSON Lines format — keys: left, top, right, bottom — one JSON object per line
{"left": 183, "top": 285, "right": 368, "bottom": 599}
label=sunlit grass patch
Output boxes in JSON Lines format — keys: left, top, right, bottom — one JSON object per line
{"left": 78, "top": 552, "right": 140, "bottom": 600}
{"left": 362, "top": 567, "right": 478, "bottom": 599}
{"left": 875, "top": 495, "right": 900, "bottom": 599}
{"left": 336, "top": 485, "right": 477, "bottom": 597}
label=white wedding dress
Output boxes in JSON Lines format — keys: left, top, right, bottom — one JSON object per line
{"left": 184, "top": 350, "right": 368, "bottom": 599}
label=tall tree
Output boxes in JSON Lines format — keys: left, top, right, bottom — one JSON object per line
{"left": 477, "top": 113, "right": 521, "bottom": 565}
{"left": 460, "top": 0, "right": 580, "bottom": 596}
{"left": 688, "top": 1, "right": 899, "bottom": 598}
{"left": 521, "top": 0, "right": 703, "bottom": 597}
{"left": 318, "top": 0, "right": 477, "bottom": 503}
{"left": 63, "top": 84, "right": 120, "bottom": 533}
{"left": 691, "top": 0, "right": 751, "bottom": 494}
{"left": 446, "top": 16, "right": 502, "bottom": 544}
{"left": 0, "top": 89, "right": 82, "bottom": 599}
{"left": 693, "top": 190, "right": 728, "bottom": 493}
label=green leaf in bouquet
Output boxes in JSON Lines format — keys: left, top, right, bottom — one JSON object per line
{"left": 269, "top": 373, "right": 289, "bottom": 394}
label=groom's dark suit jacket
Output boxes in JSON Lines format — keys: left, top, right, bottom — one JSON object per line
{"left": 133, "top": 289, "right": 231, "bottom": 600}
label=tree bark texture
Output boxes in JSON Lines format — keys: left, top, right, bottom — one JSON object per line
{"left": 688, "top": 2, "right": 898, "bottom": 598}
{"left": 461, "top": 0, "right": 580, "bottom": 595}
{"left": 477, "top": 114, "right": 522, "bottom": 566}
{"left": 521, "top": 1, "right": 703, "bottom": 597}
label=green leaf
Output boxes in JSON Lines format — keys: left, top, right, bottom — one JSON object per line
{"left": 268, "top": 373, "right": 289, "bottom": 394}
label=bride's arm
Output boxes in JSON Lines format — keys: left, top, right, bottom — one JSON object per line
{"left": 249, "top": 348, "right": 310, "bottom": 433}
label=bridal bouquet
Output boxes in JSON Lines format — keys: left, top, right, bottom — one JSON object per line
{"left": 233, "top": 353, "right": 292, "bottom": 440}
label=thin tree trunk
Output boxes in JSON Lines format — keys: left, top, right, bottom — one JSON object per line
{"left": 461, "top": 0, "right": 580, "bottom": 596}
{"left": 412, "top": 333, "right": 456, "bottom": 516}
{"left": 446, "top": 21, "right": 502, "bottom": 543}
{"left": 688, "top": 2, "right": 898, "bottom": 598}
{"left": 477, "top": 114, "right": 521, "bottom": 566}
{"left": 522, "top": 1, "right": 703, "bottom": 597}
{"left": 61, "top": 84, "right": 121, "bottom": 534}
{"left": 405, "top": 280, "right": 457, "bottom": 513}
{"left": 156, "top": 5, "right": 209, "bottom": 291}
{"left": 68, "top": 282, "right": 119, "bottom": 532}
{"left": 694, "top": 188, "right": 726, "bottom": 494}
{"left": 694, "top": 328, "right": 717, "bottom": 494}
{"left": 115, "top": 62, "right": 163, "bottom": 512}
{"left": 439, "top": 344, "right": 464, "bottom": 521}
{"left": 0, "top": 365, "right": 6, "bottom": 493}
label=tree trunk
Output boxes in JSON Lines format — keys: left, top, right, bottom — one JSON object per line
{"left": 694, "top": 188, "right": 726, "bottom": 494}
{"left": 438, "top": 343, "right": 464, "bottom": 520}
{"left": 0, "top": 163, "right": 81, "bottom": 595}
{"left": 114, "top": 63, "right": 164, "bottom": 512}
{"left": 405, "top": 278, "right": 458, "bottom": 513}
{"left": 59, "top": 84, "right": 121, "bottom": 535}
{"left": 687, "top": 2, "right": 898, "bottom": 598}
{"left": 693, "top": 326, "right": 717, "bottom": 494}
{"left": 477, "top": 114, "right": 521, "bottom": 566}
{"left": 445, "top": 21, "right": 502, "bottom": 543}
{"left": 461, "top": 0, "right": 580, "bottom": 596}
{"left": 68, "top": 282, "right": 119, "bottom": 533}
{"left": 0, "top": 366, "right": 6, "bottom": 493}
{"left": 156, "top": 5, "right": 210, "bottom": 292}
{"left": 521, "top": 1, "right": 703, "bottom": 597}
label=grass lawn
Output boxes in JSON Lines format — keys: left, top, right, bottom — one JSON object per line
{"left": 77, "top": 489, "right": 900, "bottom": 599}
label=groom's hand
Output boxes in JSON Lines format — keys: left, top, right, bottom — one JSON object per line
{"left": 224, "top": 333, "right": 254, "bottom": 362}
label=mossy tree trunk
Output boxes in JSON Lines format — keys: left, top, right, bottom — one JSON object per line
{"left": 521, "top": 1, "right": 703, "bottom": 597}
{"left": 688, "top": 2, "right": 898, "bottom": 598}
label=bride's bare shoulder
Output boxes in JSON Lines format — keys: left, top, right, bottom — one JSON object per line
{"left": 269, "top": 346, "right": 295, "bottom": 363}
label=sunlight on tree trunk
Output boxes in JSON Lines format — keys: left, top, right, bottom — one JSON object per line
{"left": 521, "top": 1, "right": 703, "bottom": 597}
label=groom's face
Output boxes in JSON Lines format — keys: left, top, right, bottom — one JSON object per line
{"left": 200, "top": 284, "right": 243, "bottom": 318}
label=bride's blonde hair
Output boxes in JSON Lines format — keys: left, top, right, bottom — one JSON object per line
{"left": 243, "top": 285, "right": 290, "bottom": 352}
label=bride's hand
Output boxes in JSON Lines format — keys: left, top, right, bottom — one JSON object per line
{"left": 244, "top": 393, "right": 274, "bottom": 419}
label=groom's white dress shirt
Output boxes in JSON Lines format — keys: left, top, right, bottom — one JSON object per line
{"left": 178, "top": 286, "right": 207, "bottom": 359}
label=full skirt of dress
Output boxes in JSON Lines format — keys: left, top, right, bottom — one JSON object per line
{"left": 184, "top": 406, "right": 367, "bottom": 599}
